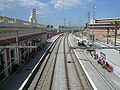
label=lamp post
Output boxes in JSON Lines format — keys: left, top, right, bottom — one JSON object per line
{"left": 79, "top": 17, "right": 83, "bottom": 38}
{"left": 87, "top": 11, "right": 91, "bottom": 44}
{"left": 114, "top": 21, "right": 118, "bottom": 46}
{"left": 87, "top": 11, "right": 90, "bottom": 31}
{"left": 0, "top": 10, "right": 1, "bottom": 16}
{"left": 69, "top": 19, "right": 72, "bottom": 32}
{"left": 92, "top": 6, "right": 96, "bottom": 44}
{"left": 64, "top": 18, "right": 66, "bottom": 26}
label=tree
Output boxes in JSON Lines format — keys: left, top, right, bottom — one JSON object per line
{"left": 59, "top": 25, "right": 61, "bottom": 28}
{"left": 106, "top": 27, "right": 110, "bottom": 44}
{"left": 47, "top": 25, "right": 50, "bottom": 28}
{"left": 112, "top": 21, "right": 120, "bottom": 46}
{"left": 51, "top": 25, "right": 53, "bottom": 28}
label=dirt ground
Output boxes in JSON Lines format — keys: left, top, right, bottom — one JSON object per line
{"left": 94, "top": 31, "right": 114, "bottom": 41}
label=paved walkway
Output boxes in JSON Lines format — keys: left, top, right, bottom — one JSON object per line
{"left": 0, "top": 35, "right": 59, "bottom": 90}
{"left": 69, "top": 33, "right": 120, "bottom": 90}
{"left": 95, "top": 41, "right": 120, "bottom": 78}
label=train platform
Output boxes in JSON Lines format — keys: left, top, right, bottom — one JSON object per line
{"left": 95, "top": 41, "right": 120, "bottom": 78}
{"left": 69, "top": 33, "right": 120, "bottom": 90}
{"left": 0, "top": 35, "right": 60, "bottom": 90}
{"left": 95, "top": 41, "right": 120, "bottom": 66}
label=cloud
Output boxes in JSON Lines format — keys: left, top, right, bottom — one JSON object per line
{"left": 18, "top": 0, "right": 48, "bottom": 8}
{"left": 0, "top": 0, "right": 17, "bottom": 10}
{"left": 0, "top": 0, "right": 49, "bottom": 16}
{"left": 50, "top": 0, "right": 95, "bottom": 9}
{"left": 0, "top": 0, "right": 95, "bottom": 13}
{"left": 0, "top": 0, "right": 48, "bottom": 10}
{"left": 54, "top": 1, "right": 64, "bottom": 9}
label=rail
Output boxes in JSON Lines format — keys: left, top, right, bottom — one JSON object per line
{"left": 63, "top": 35, "right": 70, "bottom": 90}
{"left": 31, "top": 36, "right": 62, "bottom": 90}
{"left": 18, "top": 35, "right": 60, "bottom": 90}
{"left": 67, "top": 35, "right": 93, "bottom": 90}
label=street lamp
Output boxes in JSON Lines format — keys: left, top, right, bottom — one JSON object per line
{"left": 69, "top": 19, "right": 72, "bottom": 31}
{"left": 87, "top": 11, "right": 91, "bottom": 44}
{"left": 64, "top": 18, "right": 66, "bottom": 26}
{"left": 0, "top": 10, "right": 1, "bottom": 16}
{"left": 92, "top": 6, "right": 96, "bottom": 44}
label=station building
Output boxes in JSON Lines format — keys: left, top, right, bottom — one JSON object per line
{"left": 86, "top": 18, "right": 120, "bottom": 40}
{"left": 0, "top": 9, "right": 48, "bottom": 81}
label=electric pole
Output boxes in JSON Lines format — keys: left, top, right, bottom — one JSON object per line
{"left": 87, "top": 11, "right": 90, "bottom": 31}
{"left": 106, "top": 27, "right": 110, "bottom": 44}
{"left": 64, "top": 18, "right": 66, "bottom": 26}
{"left": 114, "top": 21, "right": 118, "bottom": 46}
{"left": 87, "top": 11, "right": 91, "bottom": 44}
{"left": 69, "top": 19, "right": 72, "bottom": 31}
{"left": 92, "top": 6, "right": 96, "bottom": 44}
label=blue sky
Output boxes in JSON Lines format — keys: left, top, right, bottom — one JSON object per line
{"left": 0, "top": 0, "right": 120, "bottom": 26}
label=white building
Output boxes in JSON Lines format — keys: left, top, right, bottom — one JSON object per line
{"left": 86, "top": 18, "right": 120, "bottom": 31}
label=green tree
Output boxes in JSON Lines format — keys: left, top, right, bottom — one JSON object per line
{"left": 106, "top": 27, "right": 110, "bottom": 44}
{"left": 112, "top": 21, "right": 120, "bottom": 46}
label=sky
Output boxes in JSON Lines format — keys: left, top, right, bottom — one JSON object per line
{"left": 0, "top": 0, "right": 120, "bottom": 26}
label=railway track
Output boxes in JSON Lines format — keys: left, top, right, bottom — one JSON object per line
{"left": 64, "top": 34, "right": 93, "bottom": 90}
{"left": 28, "top": 36, "right": 63, "bottom": 90}
{"left": 28, "top": 35, "right": 69, "bottom": 90}
{"left": 63, "top": 35, "right": 70, "bottom": 90}
{"left": 51, "top": 34, "right": 69, "bottom": 90}
{"left": 27, "top": 33, "right": 93, "bottom": 90}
